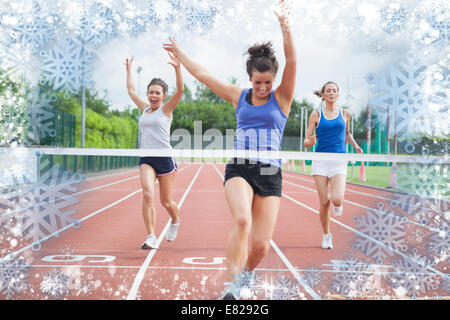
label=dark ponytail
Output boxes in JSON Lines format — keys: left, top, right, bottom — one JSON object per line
{"left": 314, "top": 81, "right": 339, "bottom": 100}
{"left": 245, "top": 42, "right": 278, "bottom": 78}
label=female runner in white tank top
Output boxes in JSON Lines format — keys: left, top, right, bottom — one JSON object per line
{"left": 125, "top": 53, "right": 184, "bottom": 250}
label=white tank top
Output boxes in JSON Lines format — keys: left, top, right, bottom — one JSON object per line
{"left": 139, "top": 105, "right": 172, "bottom": 150}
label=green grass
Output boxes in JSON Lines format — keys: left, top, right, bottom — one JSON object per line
{"left": 286, "top": 160, "right": 392, "bottom": 189}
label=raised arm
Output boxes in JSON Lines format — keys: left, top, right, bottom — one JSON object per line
{"left": 125, "top": 57, "right": 148, "bottom": 112}
{"left": 304, "top": 111, "right": 318, "bottom": 149}
{"left": 274, "top": 0, "right": 297, "bottom": 115}
{"left": 162, "top": 52, "right": 184, "bottom": 115}
{"left": 163, "top": 37, "right": 242, "bottom": 108}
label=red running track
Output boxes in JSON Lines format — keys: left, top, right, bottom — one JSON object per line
{"left": 4, "top": 162, "right": 448, "bottom": 300}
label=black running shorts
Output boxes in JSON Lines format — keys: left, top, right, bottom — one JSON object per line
{"left": 224, "top": 158, "right": 282, "bottom": 197}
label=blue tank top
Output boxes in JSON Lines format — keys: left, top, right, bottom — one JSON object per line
{"left": 315, "top": 107, "right": 346, "bottom": 153}
{"left": 234, "top": 88, "right": 288, "bottom": 167}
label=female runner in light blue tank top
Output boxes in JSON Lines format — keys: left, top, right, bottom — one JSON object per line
{"left": 163, "top": 0, "right": 296, "bottom": 300}
{"left": 125, "top": 53, "right": 184, "bottom": 250}
{"left": 304, "top": 82, "right": 362, "bottom": 250}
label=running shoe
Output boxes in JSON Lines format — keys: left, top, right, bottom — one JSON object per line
{"left": 333, "top": 205, "right": 343, "bottom": 217}
{"left": 165, "top": 219, "right": 180, "bottom": 242}
{"left": 220, "top": 277, "right": 241, "bottom": 300}
{"left": 322, "top": 233, "right": 333, "bottom": 249}
{"left": 141, "top": 233, "right": 158, "bottom": 249}
{"left": 239, "top": 268, "right": 255, "bottom": 299}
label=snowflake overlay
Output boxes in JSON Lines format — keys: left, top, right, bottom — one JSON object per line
{"left": 366, "top": 51, "right": 429, "bottom": 140}
{"left": 0, "top": 151, "right": 83, "bottom": 252}
{"left": 352, "top": 202, "right": 408, "bottom": 264}
{"left": 389, "top": 248, "right": 440, "bottom": 298}
{"left": 76, "top": 2, "right": 117, "bottom": 49}
{"left": 40, "top": 267, "right": 70, "bottom": 299}
{"left": 25, "top": 87, "right": 57, "bottom": 145}
{"left": 427, "top": 219, "right": 449, "bottom": 263}
{"left": 253, "top": 273, "right": 300, "bottom": 300}
{"left": 0, "top": 256, "right": 30, "bottom": 299}
{"left": 390, "top": 192, "right": 447, "bottom": 227}
{"left": 330, "top": 254, "right": 387, "bottom": 299}
{"left": 8, "top": 2, "right": 56, "bottom": 53}
{"left": 40, "top": 37, "right": 96, "bottom": 94}
{"left": 303, "top": 266, "right": 322, "bottom": 288}
{"left": 413, "top": 0, "right": 449, "bottom": 50}
{"left": 396, "top": 156, "right": 449, "bottom": 200}
{"left": 380, "top": 5, "right": 408, "bottom": 35}
{"left": 369, "top": 37, "right": 390, "bottom": 58}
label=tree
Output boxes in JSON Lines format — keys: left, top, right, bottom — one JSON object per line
{"left": 283, "top": 98, "right": 315, "bottom": 136}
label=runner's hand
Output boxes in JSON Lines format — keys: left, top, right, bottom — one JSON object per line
{"left": 167, "top": 52, "right": 180, "bottom": 69}
{"left": 163, "top": 36, "right": 181, "bottom": 58}
{"left": 125, "top": 56, "right": 134, "bottom": 72}
{"left": 308, "top": 134, "right": 317, "bottom": 146}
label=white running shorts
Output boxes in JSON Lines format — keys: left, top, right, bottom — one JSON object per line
{"left": 311, "top": 160, "right": 348, "bottom": 178}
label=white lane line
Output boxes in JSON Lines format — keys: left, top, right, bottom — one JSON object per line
{"left": 1, "top": 189, "right": 142, "bottom": 262}
{"left": 25, "top": 263, "right": 446, "bottom": 277}
{"left": 0, "top": 165, "right": 192, "bottom": 263}
{"left": 282, "top": 193, "right": 446, "bottom": 277}
{"left": 282, "top": 179, "right": 444, "bottom": 233}
{"left": 212, "top": 163, "right": 322, "bottom": 300}
{"left": 126, "top": 164, "right": 204, "bottom": 300}
{"left": 1, "top": 164, "right": 193, "bottom": 219}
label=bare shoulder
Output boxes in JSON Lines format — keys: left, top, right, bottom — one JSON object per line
{"left": 310, "top": 109, "right": 319, "bottom": 123}
{"left": 342, "top": 107, "right": 351, "bottom": 118}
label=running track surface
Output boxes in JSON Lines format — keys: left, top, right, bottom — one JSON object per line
{"left": 3, "top": 162, "right": 448, "bottom": 300}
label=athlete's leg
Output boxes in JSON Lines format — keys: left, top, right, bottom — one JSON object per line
{"left": 140, "top": 164, "right": 157, "bottom": 235}
{"left": 224, "top": 177, "right": 254, "bottom": 281}
{"left": 157, "top": 171, "right": 179, "bottom": 224}
{"left": 245, "top": 194, "right": 280, "bottom": 271}
{"left": 330, "top": 174, "right": 346, "bottom": 207}
{"left": 313, "top": 175, "right": 331, "bottom": 234}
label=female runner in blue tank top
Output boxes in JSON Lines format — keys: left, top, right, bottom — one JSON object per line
{"left": 304, "top": 82, "right": 362, "bottom": 250}
{"left": 125, "top": 53, "right": 184, "bottom": 250}
{"left": 163, "top": 0, "right": 296, "bottom": 300}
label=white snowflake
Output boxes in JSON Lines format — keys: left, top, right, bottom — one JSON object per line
{"left": 396, "top": 156, "right": 449, "bottom": 200}
{"left": 183, "top": 5, "right": 217, "bottom": 31}
{"left": 271, "top": 274, "right": 300, "bottom": 300}
{"left": 427, "top": 220, "right": 449, "bottom": 263}
{"left": 40, "top": 37, "right": 96, "bottom": 94}
{"left": 0, "top": 38, "right": 42, "bottom": 84}
{"left": 366, "top": 51, "right": 429, "bottom": 140}
{"left": 58, "top": 244, "right": 77, "bottom": 264}
{"left": 0, "top": 153, "right": 83, "bottom": 252}
{"left": 148, "top": 0, "right": 179, "bottom": 25}
{"left": 24, "top": 87, "right": 57, "bottom": 145}
{"left": 413, "top": 0, "right": 449, "bottom": 50}
{"left": 352, "top": 202, "right": 408, "bottom": 264}
{"left": 369, "top": 37, "right": 390, "bottom": 58}
{"left": 40, "top": 267, "right": 70, "bottom": 299}
{"left": 0, "top": 83, "right": 28, "bottom": 145}
{"left": 441, "top": 275, "right": 450, "bottom": 293}
{"left": 330, "top": 254, "right": 385, "bottom": 299}
{"left": 380, "top": 5, "right": 408, "bottom": 35}
{"left": 253, "top": 273, "right": 300, "bottom": 300}
{"left": 0, "top": 256, "right": 30, "bottom": 299}
{"left": 76, "top": 2, "right": 117, "bottom": 49}
{"left": 9, "top": 2, "right": 56, "bottom": 53}
{"left": 390, "top": 192, "right": 447, "bottom": 227}
{"left": 389, "top": 248, "right": 440, "bottom": 298}
{"left": 303, "top": 266, "right": 322, "bottom": 288}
